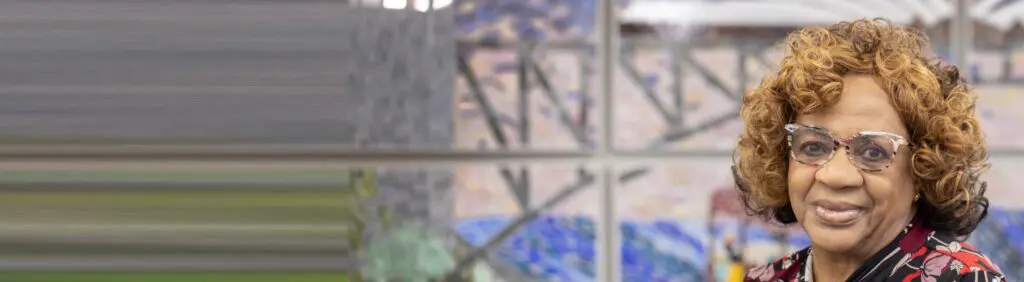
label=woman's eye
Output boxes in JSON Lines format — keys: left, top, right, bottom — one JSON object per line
{"left": 859, "top": 147, "right": 890, "bottom": 161}
{"left": 800, "top": 142, "right": 828, "bottom": 156}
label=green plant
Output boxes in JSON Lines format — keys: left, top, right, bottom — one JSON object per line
{"left": 343, "top": 168, "right": 389, "bottom": 282}
{"left": 343, "top": 169, "right": 483, "bottom": 282}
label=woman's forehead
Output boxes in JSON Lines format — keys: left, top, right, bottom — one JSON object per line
{"left": 794, "top": 113, "right": 907, "bottom": 136}
{"left": 790, "top": 119, "right": 905, "bottom": 137}
{"left": 795, "top": 76, "right": 908, "bottom": 136}
{"left": 795, "top": 123, "right": 900, "bottom": 136}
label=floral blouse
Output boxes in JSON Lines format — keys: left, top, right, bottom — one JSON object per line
{"left": 745, "top": 219, "right": 1006, "bottom": 282}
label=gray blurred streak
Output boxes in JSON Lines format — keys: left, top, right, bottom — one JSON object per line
{"left": 0, "top": 255, "right": 354, "bottom": 271}
{"left": 0, "top": 0, "right": 376, "bottom": 144}
{"left": 0, "top": 0, "right": 460, "bottom": 273}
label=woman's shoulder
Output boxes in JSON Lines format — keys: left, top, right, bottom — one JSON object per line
{"left": 744, "top": 248, "right": 809, "bottom": 282}
{"left": 743, "top": 232, "right": 1006, "bottom": 282}
{"left": 919, "top": 231, "right": 1006, "bottom": 281}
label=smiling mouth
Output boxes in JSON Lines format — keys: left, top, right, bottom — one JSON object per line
{"left": 814, "top": 205, "right": 863, "bottom": 226}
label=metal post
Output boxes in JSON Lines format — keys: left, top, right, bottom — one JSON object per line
{"left": 1003, "top": 43, "right": 1013, "bottom": 83}
{"left": 579, "top": 51, "right": 592, "bottom": 132}
{"left": 518, "top": 44, "right": 531, "bottom": 208}
{"left": 597, "top": 0, "right": 619, "bottom": 281}
{"left": 519, "top": 45, "right": 531, "bottom": 147}
{"left": 737, "top": 42, "right": 748, "bottom": 105}
{"left": 706, "top": 206, "right": 717, "bottom": 281}
{"left": 950, "top": 0, "right": 972, "bottom": 70}
{"left": 426, "top": 0, "right": 435, "bottom": 44}
{"left": 671, "top": 44, "right": 685, "bottom": 125}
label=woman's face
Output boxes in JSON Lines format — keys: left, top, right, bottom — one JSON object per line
{"left": 787, "top": 75, "right": 917, "bottom": 257}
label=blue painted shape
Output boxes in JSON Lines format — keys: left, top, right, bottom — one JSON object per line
{"left": 642, "top": 75, "right": 659, "bottom": 87}
{"left": 476, "top": 6, "right": 498, "bottom": 21}
{"left": 453, "top": 0, "right": 616, "bottom": 38}
{"left": 566, "top": 91, "right": 583, "bottom": 101}
{"left": 789, "top": 235, "right": 812, "bottom": 247}
{"left": 632, "top": 223, "right": 705, "bottom": 268}
{"left": 971, "top": 64, "right": 981, "bottom": 83}
{"left": 652, "top": 221, "right": 705, "bottom": 254}
{"left": 455, "top": 215, "right": 837, "bottom": 281}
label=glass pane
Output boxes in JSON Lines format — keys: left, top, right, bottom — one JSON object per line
{"left": 0, "top": 0, "right": 599, "bottom": 151}
{"left": 970, "top": 2, "right": 1024, "bottom": 279}
{"left": 973, "top": 157, "right": 1024, "bottom": 280}
{"left": 613, "top": 2, "right": 952, "bottom": 152}
{"left": 971, "top": 5, "right": 1024, "bottom": 150}
{"left": 455, "top": 163, "right": 601, "bottom": 281}
{"left": 616, "top": 161, "right": 808, "bottom": 281}
{"left": 0, "top": 162, "right": 600, "bottom": 281}
{"left": 452, "top": 0, "right": 601, "bottom": 150}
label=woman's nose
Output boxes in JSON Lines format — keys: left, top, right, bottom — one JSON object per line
{"left": 814, "top": 149, "right": 865, "bottom": 189}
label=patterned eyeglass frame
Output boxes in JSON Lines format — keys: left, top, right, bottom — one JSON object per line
{"left": 784, "top": 123, "right": 912, "bottom": 172}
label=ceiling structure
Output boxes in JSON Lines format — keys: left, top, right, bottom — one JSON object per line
{"left": 621, "top": 0, "right": 1024, "bottom": 33}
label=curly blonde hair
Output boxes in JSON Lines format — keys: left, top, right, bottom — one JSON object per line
{"left": 734, "top": 18, "right": 990, "bottom": 236}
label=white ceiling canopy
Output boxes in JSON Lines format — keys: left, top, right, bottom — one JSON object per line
{"left": 620, "top": 0, "right": 889, "bottom": 27}
{"left": 619, "top": 0, "right": 993, "bottom": 30}
{"left": 975, "top": 0, "right": 1024, "bottom": 32}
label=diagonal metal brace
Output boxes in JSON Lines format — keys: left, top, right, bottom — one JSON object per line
{"left": 439, "top": 110, "right": 741, "bottom": 280}
{"left": 458, "top": 55, "right": 511, "bottom": 147}
{"left": 450, "top": 232, "right": 532, "bottom": 282}
{"left": 677, "top": 51, "right": 742, "bottom": 102}
{"left": 647, "top": 110, "right": 740, "bottom": 148}
{"left": 618, "top": 55, "right": 679, "bottom": 125}
{"left": 442, "top": 170, "right": 598, "bottom": 281}
{"left": 529, "top": 58, "right": 595, "bottom": 148}
{"left": 622, "top": 110, "right": 742, "bottom": 182}
{"left": 457, "top": 54, "right": 529, "bottom": 211}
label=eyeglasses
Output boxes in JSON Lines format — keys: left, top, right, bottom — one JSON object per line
{"left": 785, "top": 124, "right": 912, "bottom": 172}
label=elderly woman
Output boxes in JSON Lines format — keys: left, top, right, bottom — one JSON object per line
{"left": 735, "top": 19, "right": 1006, "bottom": 281}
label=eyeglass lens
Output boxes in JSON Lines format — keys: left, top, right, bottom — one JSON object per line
{"left": 789, "top": 126, "right": 897, "bottom": 171}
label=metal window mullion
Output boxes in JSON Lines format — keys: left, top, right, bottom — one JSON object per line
{"left": 951, "top": 0, "right": 972, "bottom": 70}
{"left": 11, "top": 149, "right": 1024, "bottom": 164}
{"left": 597, "top": 0, "right": 620, "bottom": 281}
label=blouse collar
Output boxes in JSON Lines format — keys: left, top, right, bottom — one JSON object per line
{"left": 801, "top": 216, "right": 928, "bottom": 282}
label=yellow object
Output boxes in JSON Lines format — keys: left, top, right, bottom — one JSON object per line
{"left": 725, "top": 263, "right": 746, "bottom": 282}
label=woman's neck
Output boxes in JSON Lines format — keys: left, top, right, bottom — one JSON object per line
{"left": 810, "top": 210, "right": 917, "bottom": 282}
{"left": 810, "top": 250, "right": 866, "bottom": 282}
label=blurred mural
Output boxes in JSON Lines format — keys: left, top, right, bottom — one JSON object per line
{"left": 449, "top": 0, "right": 1024, "bottom": 281}
{"left": 4, "top": 0, "right": 1024, "bottom": 282}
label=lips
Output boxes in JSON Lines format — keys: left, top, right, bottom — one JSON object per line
{"left": 812, "top": 200, "right": 864, "bottom": 226}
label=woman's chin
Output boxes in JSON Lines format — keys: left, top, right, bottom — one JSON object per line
{"left": 804, "top": 218, "right": 868, "bottom": 253}
{"left": 809, "top": 235, "right": 860, "bottom": 253}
